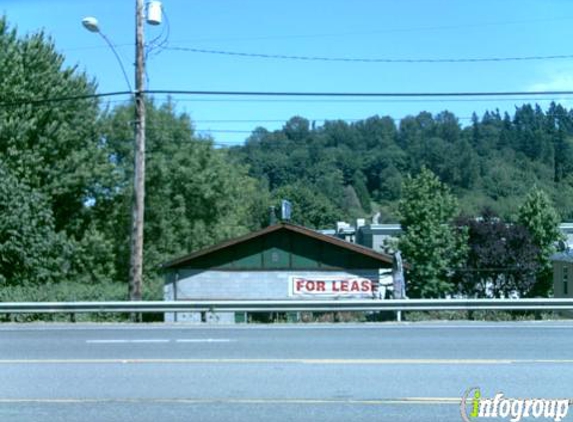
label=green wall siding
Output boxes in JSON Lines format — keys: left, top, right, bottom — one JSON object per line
{"left": 554, "top": 261, "right": 573, "bottom": 298}
{"left": 234, "top": 238, "right": 263, "bottom": 268}
{"left": 262, "top": 231, "right": 291, "bottom": 268}
{"left": 291, "top": 235, "right": 321, "bottom": 268}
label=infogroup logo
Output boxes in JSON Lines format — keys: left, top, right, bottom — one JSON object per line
{"left": 461, "top": 388, "right": 571, "bottom": 422}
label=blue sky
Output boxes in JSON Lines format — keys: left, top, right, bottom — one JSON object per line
{"left": 4, "top": 0, "right": 573, "bottom": 145}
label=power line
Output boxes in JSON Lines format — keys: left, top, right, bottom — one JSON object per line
{"left": 62, "top": 16, "right": 573, "bottom": 49}
{"left": 151, "top": 93, "right": 572, "bottom": 105}
{"left": 196, "top": 129, "right": 253, "bottom": 134}
{"left": 147, "top": 89, "right": 573, "bottom": 97}
{"left": 164, "top": 97, "right": 567, "bottom": 104}
{"left": 166, "top": 46, "right": 573, "bottom": 64}
{"left": 2, "top": 89, "right": 573, "bottom": 108}
{"left": 0, "top": 91, "right": 132, "bottom": 107}
{"left": 194, "top": 116, "right": 478, "bottom": 133}
{"left": 168, "top": 16, "right": 573, "bottom": 44}
{"left": 193, "top": 117, "right": 474, "bottom": 123}
{"left": 195, "top": 118, "right": 350, "bottom": 123}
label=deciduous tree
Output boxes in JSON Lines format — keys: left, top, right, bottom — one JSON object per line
{"left": 454, "top": 210, "right": 539, "bottom": 298}
{"left": 0, "top": 162, "right": 69, "bottom": 286}
{"left": 0, "top": 17, "right": 117, "bottom": 291}
{"left": 100, "top": 100, "right": 265, "bottom": 297}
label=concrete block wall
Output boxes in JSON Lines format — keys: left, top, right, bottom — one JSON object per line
{"left": 164, "top": 311, "right": 235, "bottom": 324}
{"left": 164, "top": 269, "right": 388, "bottom": 323}
{"left": 167, "top": 269, "right": 384, "bottom": 300}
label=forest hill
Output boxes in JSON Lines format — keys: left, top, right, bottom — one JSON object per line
{"left": 230, "top": 104, "right": 573, "bottom": 225}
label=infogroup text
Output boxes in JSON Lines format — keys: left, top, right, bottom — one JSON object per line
{"left": 461, "top": 388, "right": 571, "bottom": 422}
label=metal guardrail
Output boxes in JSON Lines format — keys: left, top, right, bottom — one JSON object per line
{"left": 0, "top": 299, "right": 573, "bottom": 314}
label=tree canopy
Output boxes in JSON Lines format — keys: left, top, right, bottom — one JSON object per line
{"left": 397, "top": 168, "right": 467, "bottom": 298}
{"left": 0, "top": 17, "right": 114, "bottom": 298}
{"left": 98, "top": 99, "right": 265, "bottom": 297}
{"left": 0, "top": 161, "right": 69, "bottom": 286}
{"left": 0, "top": 17, "right": 265, "bottom": 301}
{"left": 231, "top": 105, "right": 573, "bottom": 224}
{"left": 517, "top": 187, "right": 563, "bottom": 296}
{"left": 454, "top": 210, "right": 540, "bottom": 298}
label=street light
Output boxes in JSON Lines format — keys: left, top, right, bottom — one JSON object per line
{"left": 81, "top": 17, "right": 133, "bottom": 93}
{"left": 82, "top": 1, "right": 161, "bottom": 307}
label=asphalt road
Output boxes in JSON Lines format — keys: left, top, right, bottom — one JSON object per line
{"left": 1, "top": 321, "right": 572, "bottom": 422}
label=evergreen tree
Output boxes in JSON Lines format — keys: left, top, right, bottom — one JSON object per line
{"left": 398, "top": 168, "right": 467, "bottom": 298}
{"left": 517, "top": 187, "right": 563, "bottom": 297}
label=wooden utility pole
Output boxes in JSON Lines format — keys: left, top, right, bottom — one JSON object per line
{"left": 129, "top": 0, "right": 146, "bottom": 304}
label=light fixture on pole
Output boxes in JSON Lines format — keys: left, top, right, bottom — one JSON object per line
{"left": 82, "top": 1, "right": 162, "bottom": 307}
{"left": 81, "top": 17, "right": 133, "bottom": 94}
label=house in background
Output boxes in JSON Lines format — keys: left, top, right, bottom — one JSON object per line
{"left": 162, "top": 222, "right": 396, "bottom": 323}
{"left": 561, "top": 223, "right": 573, "bottom": 249}
{"left": 330, "top": 219, "right": 573, "bottom": 255}
{"left": 552, "top": 250, "right": 573, "bottom": 298}
{"left": 319, "top": 219, "right": 401, "bottom": 253}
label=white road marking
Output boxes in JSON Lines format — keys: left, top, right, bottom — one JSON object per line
{"left": 86, "top": 339, "right": 170, "bottom": 344}
{"left": 86, "top": 339, "right": 235, "bottom": 344}
{"left": 3, "top": 322, "right": 573, "bottom": 332}
{"left": 176, "top": 339, "right": 235, "bottom": 343}
{"left": 1, "top": 358, "right": 571, "bottom": 365}
{"left": 0, "top": 397, "right": 460, "bottom": 405}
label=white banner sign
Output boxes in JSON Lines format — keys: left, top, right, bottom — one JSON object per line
{"left": 289, "top": 276, "right": 376, "bottom": 298}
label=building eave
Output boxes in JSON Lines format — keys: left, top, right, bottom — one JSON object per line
{"left": 162, "top": 222, "right": 395, "bottom": 270}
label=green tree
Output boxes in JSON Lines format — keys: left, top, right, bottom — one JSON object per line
{"left": 376, "top": 164, "right": 403, "bottom": 201}
{"left": 351, "top": 172, "right": 371, "bottom": 213}
{"left": 455, "top": 210, "right": 539, "bottom": 298}
{"left": 272, "top": 183, "right": 342, "bottom": 229}
{"left": 0, "top": 17, "right": 111, "bottom": 234}
{"left": 0, "top": 162, "right": 69, "bottom": 286}
{"left": 517, "top": 187, "right": 563, "bottom": 297}
{"left": 231, "top": 105, "right": 573, "bottom": 223}
{"left": 0, "top": 17, "right": 118, "bottom": 291}
{"left": 100, "top": 100, "right": 266, "bottom": 297}
{"left": 398, "top": 168, "right": 467, "bottom": 298}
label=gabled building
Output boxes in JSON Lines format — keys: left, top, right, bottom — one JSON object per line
{"left": 162, "top": 222, "right": 396, "bottom": 323}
